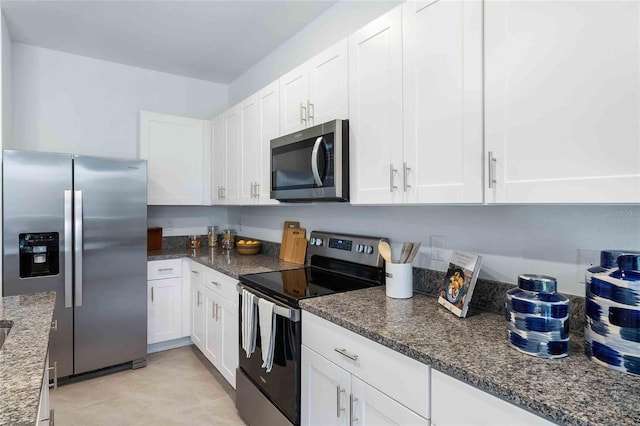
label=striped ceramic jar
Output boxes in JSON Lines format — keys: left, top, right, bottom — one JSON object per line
{"left": 585, "top": 254, "right": 640, "bottom": 376}
{"left": 506, "top": 275, "right": 570, "bottom": 359}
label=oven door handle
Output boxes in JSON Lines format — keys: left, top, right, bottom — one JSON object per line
{"left": 237, "top": 283, "right": 301, "bottom": 322}
{"left": 311, "top": 136, "right": 324, "bottom": 187}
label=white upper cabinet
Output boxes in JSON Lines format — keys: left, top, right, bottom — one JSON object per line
{"left": 211, "top": 113, "right": 226, "bottom": 205}
{"left": 259, "top": 81, "right": 281, "bottom": 204}
{"left": 403, "top": 0, "right": 483, "bottom": 204}
{"left": 485, "top": 0, "right": 640, "bottom": 203}
{"left": 139, "top": 111, "right": 210, "bottom": 205}
{"left": 220, "top": 105, "right": 241, "bottom": 205}
{"left": 240, "top": 94, "right": 261, "bottom": 204}
{"left": 280, "top": 39, "right": 349, "bottom": 135}
{"left": 349, "top": 6, "right": 404, "bottom": 204}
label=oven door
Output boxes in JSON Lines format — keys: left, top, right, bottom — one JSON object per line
{"left": 270, "top": 119, "right": 347, "bottom": 201}
{"left": 238, "top": 285, "right": 301, "bottom": 425}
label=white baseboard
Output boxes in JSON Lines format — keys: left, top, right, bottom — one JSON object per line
{"left": 147, "top": 336, "right": 193, "bottom": 354}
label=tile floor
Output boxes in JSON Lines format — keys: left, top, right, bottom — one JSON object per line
{"left": 51, "top": 345, "right": 246, "bottom": 425}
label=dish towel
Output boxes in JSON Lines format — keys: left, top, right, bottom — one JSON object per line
{"left": 241, "top": 289, "right": 257, "bottom": 358}
{"left": 258, "top": 298, "right": 276, "bottom": 372}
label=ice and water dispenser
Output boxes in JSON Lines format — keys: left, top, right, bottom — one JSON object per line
{"left": 19, "top": 232, "right": 59, "bottom": 277}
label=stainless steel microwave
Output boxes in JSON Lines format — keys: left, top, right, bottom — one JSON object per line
{"left": 270, "top": 119, "right": 348, "bottom": 202}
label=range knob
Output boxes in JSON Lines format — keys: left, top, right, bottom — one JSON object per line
{"left": 309, "top": 237, "right": 316, "bottom": 245}
{"left": 315, "top": 239, "right": 324, "bottom": 246}
{"left": 364, "top": 245, "right": 374, "bottom": 254}
{"left": 356, "top": 244, "right": 364, "bottom": 253}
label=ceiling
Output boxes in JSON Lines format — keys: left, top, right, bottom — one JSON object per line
{"left": 0, "top": 0, "right": 338, "bottom": 84}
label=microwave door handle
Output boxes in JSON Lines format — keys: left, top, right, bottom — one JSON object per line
{"left": 311, "top": 136, "right": 324, "bottom": 187}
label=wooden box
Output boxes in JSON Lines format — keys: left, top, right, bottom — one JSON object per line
{"left": 147, "top": 227, "right": 162, "bottom": 251}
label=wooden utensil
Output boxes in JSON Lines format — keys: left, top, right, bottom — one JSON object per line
{"left": 378, "top": 241, "right": 392, "bottom": 263}
{"left": 399, "top": 243, "right": 412, "bottom": 263}
{"left": 407, "top": 243, "right": 421, "bottom": 263}
{"left": 279, "top": 221, "right": 301, "bottom": 260}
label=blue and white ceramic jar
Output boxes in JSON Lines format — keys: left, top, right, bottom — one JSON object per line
{"left": 506, "top": 275, "right": 570, "bottom": 359}
{"left": 585, "top": 250, "right": 640, "bottom": 286}
{"left": 585, "top": 254, "right": 640, "bottom": 376}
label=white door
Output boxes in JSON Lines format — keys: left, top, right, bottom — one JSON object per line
{"left": 259, "top": 81, "right": 281, "bottom": 204}
{"left": 147, "top": 278, "right": 182, "bottom": 344}
{"left": 485, "top": 0, "right": 640, "bottom": 203}
{"left": 203, "top": 287, "right": 220, "bottom": 365}
{"left": 403, "top": 0, "right": 483, "bottom": 204}
{"left": 349, "top": 6, "right": 404, "bottom": 204}
{"left": 351, "top": 376, "right": 428, "bottom": 426}
{"left": 301, "top": 346, "right": 351, "bottom": 426}
{"left": 240, "top": 94, "right": 261, "bottom": 204}
{"left": 217, "top": 295, "right": 239, "bottom": 388}
{"left": 191, "top": 279, "right": 205, "bottom": 351}
{"left": 224, "top": 105, "right": 241, "bottom": 204}
{"left": 308, "top": 39, "right": 349, "bottom": 126}
{"left": 211, "top": 114, "right": 226, "bottom": 205}
{"left": 280, "top": 63, "right": 310, "bottom": 134}
{"left": 139, "top": 111, "right": 210, "bottom": 205}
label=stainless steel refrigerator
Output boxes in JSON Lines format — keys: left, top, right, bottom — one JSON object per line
{"left": 3, "top": 149, "right": 147, "bottom": 380}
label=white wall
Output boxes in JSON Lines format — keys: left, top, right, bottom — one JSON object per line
{"left": 228, "top": 204, "right": 640, "bottom": 296}
{"left": 228, "top": 0, "right": 401, "bottom": 104}
{"left": 10, "top": 43, "right": 228, "bottom": 158}
{"left": 148, "top": 206, "right": 229, "bottom": 237}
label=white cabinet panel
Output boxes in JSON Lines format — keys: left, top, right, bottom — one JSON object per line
{"left": 259, "top": 81, "right": 281, "bottom": 203}
{"left": 349, "top": 6, "right": 404, "bottom": 204}
{"left": 308, "top": 39, "right": 349, "bottom": 127}
{"left": 211, "top": 113, "right": 226, "bottom": 205}
{"left": 217, "top": 294, "right": 238, "bottom": 388}
{"left": 240, "top": 94, "right": 261, "bottom": 204}
{"left": 204, "top": 287, "right": 220, "bottom": 365}
{"left": 147, "top": 258, "right": 181, "bottom": 280}
{"left": 403, "top": 0, "right": 483, "bottom": 203}
{"left": 485, "top": 0, "right": 640, "bottom": 203}
{"left": 147, "top": 277, "right": 182, "bottom": 344}
{"left": 190, "top": 265, "right": 205, "bottom": 351}
{"left": 224, "top": 105, "right": 241, "bottom": 204}
{"left": 139, "top": 111, "right": 210, "bottom": 205}
{"left": 280, "top": 63, "right": 310, "bottom": 135}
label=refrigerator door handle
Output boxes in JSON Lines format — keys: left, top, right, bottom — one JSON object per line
{"left": 64, "top": 190, "right": 73, "bottom": 308}
{"left": 74, "top": 190, "right": 83, "bottom": 307}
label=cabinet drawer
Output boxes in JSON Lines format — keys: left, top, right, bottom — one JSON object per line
{"left": 147, "top": 259, "right": 182, "bottom": 280}
{"left": 203, "top": 267, "right": 239, "bottom": 304}
{"left": 302, "top": 311, "right": 429, "bottom": 419}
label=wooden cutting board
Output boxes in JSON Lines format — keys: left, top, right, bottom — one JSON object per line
{"left": 282, "top": 227, "right": 307, "bottom": 264}
{"left": 279, "top": 221, "right": 300, "bottom": 259}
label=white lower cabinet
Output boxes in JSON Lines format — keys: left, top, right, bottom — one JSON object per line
{"left": 302, "top": 311, "right": 429, "bottom": 425}
{"left": 36, "top": 352, "right": 53, "bottom": 425}
{"left": 190, "top": 260, "right": 239, "bottom": 388}
{"left": 147, "top": 259, "right": 186, "bottom": 345}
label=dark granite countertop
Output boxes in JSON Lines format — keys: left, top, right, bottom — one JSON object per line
{"left": 300, "top": 287, "right": 640, "bottom": 426}
{"left": 147, "top": 247, "right": 302, "bottom": 278}
{"left": 0, "top": 292, "right": 56, "bottom": 426}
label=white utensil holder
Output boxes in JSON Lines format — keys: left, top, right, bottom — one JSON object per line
{"left": 385, "top": 261, "right": 413, "bottom": 299}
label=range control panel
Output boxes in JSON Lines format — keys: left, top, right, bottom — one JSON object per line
{"left": 307, "top": 231, "right": 388, "bottom": 268}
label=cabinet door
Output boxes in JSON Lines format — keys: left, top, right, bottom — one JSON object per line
{"left": 403, "top": 0, "right": 483, "bottom": 204}
{"left": 349, "top": 6, "right": 404, "bottom": 204}
{"left": 147, "top": 278, "right": 182, "bottom": 344}
{"left": 485, "top": 1, "right": 640, "bottom": 203}
{"left": 211, "top": 113, "right": 226, "bottom": 205}
{"left": 240, "top": 94, "right": 261, "bottom": 204}
{"left": 301, "top": 346, "right": 351, "bottom": 426}
{"left": 224, "top": 105, "right": 241, "bottom": 204}
{"left": 308, "top": 39, "right": 349, "bottom": 126}
{"left": 191, "top": 276, "right": 205, "bottom": 350}
{"left": 431, "top": 370, "right": 553, "bottom": 426}
{"left": 351, "top": 376, "right": 428, "bottom": 426}
{"left": 280, "top": 62, "right": 310, "bottom": 134}
{"left": 259, "top": 81, "right": 280, "bottom": 204}
{"left": 139, "top": 111, "right": 210, "bottom": 205}
{"left": 217, "top": 295, "right": 239, "bottom": 388}
{"left": 203, "top": 287, "right": 220, "bottom": 365}
{"left": 37, "top": 352, "right": 50, "bottom": 424}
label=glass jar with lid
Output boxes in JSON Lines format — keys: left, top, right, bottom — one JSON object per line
{"left": 207, "top": 226, "right": 219, "bottom": 247}
{"left": 221, "top": 229, "right": 236, "bottom": 250}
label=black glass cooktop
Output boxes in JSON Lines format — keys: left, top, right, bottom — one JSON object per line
{"left": 239, "top": 260, "right": 383, "bottom": 308}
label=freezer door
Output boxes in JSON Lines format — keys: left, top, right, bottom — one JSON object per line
{"left": 73, "top": 155, "right": 147, "bottom": 374}
{"left": 2, "top": 150, "right": 74, "bottom": 378}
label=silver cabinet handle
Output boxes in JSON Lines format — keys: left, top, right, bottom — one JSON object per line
{"left": 222, "top": 186, "right": 226, "bottom": 199}
{"left": 157, "top": 268, "right": 173, "bottom": 272}
{"left": 334, "top": 348, "right": 358, "bottom": 361}
{"left": 349, "top": 394, "right": 358, "bottom": 425}
{"left": 488, "top": 151, "right": 497, "bottom": 188}
{"left": 191, "top": 270, "right": 200, "bottom": 275}
{"left": 255, "top": 183, "right": 260, "bottom": 198}
{"left": 250, "top": 183, "right": 254, "bottom": 198}
{"left": 403, "top": 162, "right": 411, "bottom": 192}
{"left": 151, "top": 286, "right": 154, "bottom": 302}
{"left": 51, "top": 320, "right": 58, "bottom": 331}
{"left": 74, "top": 190, "right": 83, "bottom": 307}
{"left": 300, "top": 103, "right": 307, "bottom": 124}
{"left": 336, "top": 386, "right": 345, "bottom": 418}
{"left": 311, "top": 136, "right": 324, "bottom": 187}
{"left": 197, "top": 290, "right": 201, "bottom": 307}
{"left": 389, "top": 164, "right": 398, "bottom": 192}
{"left": 63, "top": 190, "right": 72, "bottom": 308}
{"left": 48, "top": 361, "right": 58, "bottom": 389}
{"left": 212, "top": 301, "right": 216, "bottom": 319}
{"left": 211, "top": 281, "right": 221, "bottom": 287}
{"left": 49, "top": 408, "right": 55, "bottom": 426}
{"left": 307, "top": 99, "right": 314, "bottom": 125}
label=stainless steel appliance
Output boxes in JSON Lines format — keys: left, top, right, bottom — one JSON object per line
{"left": 270, "top": 119, "right": 348, "bottom": 202}
{"left": 236, "top": 231, "right": 387, "bottom": 426}
{"left": 2, "top": 149, "right": 148, "bottom": 380}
